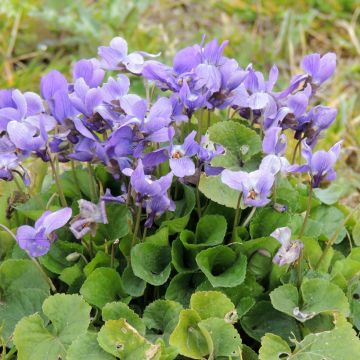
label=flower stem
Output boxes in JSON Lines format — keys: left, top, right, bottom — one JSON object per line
{"left": 111, "top": 239, "right": 119, "bottom": 268}
{"left": 232, "top": 193, "right": 242, "bottom": 241}
{"left": 297, "top": 183, "right": 313, "bottom": 287}
{"left": 196, "top": 183, "right": 202, "bottom": 219}
{"left": 299, "top": 184, "right": 313, "bottom": 238}
{"left": 71, "top": 159, "right": 82, "bottom": 195}
{"left": 49, "top": 153, "right": 67, "bottom": 207}
{"left": 242, "top": 207, "right": 256, "bottom": 228}
{"left": 87, "top": 163, "right": 98, "bottom": 203}
{"left": 291, "top": 140, "right": 301, "bottom": 164}
{"left": 132, "top": 205, "right": 142, "bottom": 247}
{"left": 315, "top": 203, "right": 360, "bottom": 270}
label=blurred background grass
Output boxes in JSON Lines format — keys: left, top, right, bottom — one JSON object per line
{"left": 0, "top": 0, "right": 359, "bottom": 201}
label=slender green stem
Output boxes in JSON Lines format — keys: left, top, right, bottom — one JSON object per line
{"left": 197, "top": 109, "right": 204, "bottom": 141}
{"left": 297, "top": 183, "right": 313, "bottom": 287}
{"left": 132, "top": 205, "right": 142, "bottom": 247}
{"left": 142, "top": 227, "right": 148, "bottom": 241}
{"left": 87, "top": 163, "right": 98, "bottom": 203}
{"left": 49, "top": 154, "right": 67, "bottom": 207}
{"left": 45, "top": 192, "right": 58, "bottom": 210}
{"left": 4, "top": 345, "right": 16, "bottom": 360}
{"left": 299, "top": 184, "right": 313, "bottom": 238}
{"left": 315, "top": 203, "right": 360, "bottom": 270}
{"left": 232, "top": 193, "right": 242, "bottom": 241}
{"left": 196, "top": 184, "right": 202, "bottom": 219}
{"left": 111, "top": 239, "right": 119, "bottom": 268}
{"left": 242, "top": 207, "right": 256, "bottom": 228}
{"left": 207, "top": 110, "right": 211, "bottom": 129}
{"left": 71, "top": 160, "right": 82, "bottom": 195}
{"left": 291, "top": 140, "right": 301, "bottom": 164}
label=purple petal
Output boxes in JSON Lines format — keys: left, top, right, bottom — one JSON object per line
{"left": 173, "top": 45, "right": 201, "bottom": 74}
{"left": 41, "top": 70, "right": 68, "bottom": 100}
{"left": 170, "top": 157, "right": 195, "bottom": 178}
{"left": 41, "top": 207, "right": 72, "bottom": 234}
{"left": 24, "top": 92, "right": 44, "bottom": 115}
{"left": 301, "top": 53, "right": 321, "bottom": 77}
{"left": 221, "top": 169, "right": 245, "bottom": 191}
{"left": 317, "top": 53, "right": 336, "bottom": 84}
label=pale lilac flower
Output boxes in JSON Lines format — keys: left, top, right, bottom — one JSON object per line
{"left": 271, "top": 227, "right": 303, "bottom": 266}
{"left": 73, "top": 58, "right": 105, "bottom": 88}
{"left": 301, "top": 52, "right": 336, "bottom": 86}
{"left": 98, "top": 37, "right": 159, "bottom": 74}
{"left": 221, "top": 169, "right": 274, "bottom": 207}
{"left": 70, "top": 200, "right": 108, "bottom": 239}
{"left": 260, "top": 127, "right": 290, "bottom": 175}
{"left": 16, "top": 208, "right": 72, "bottom": 257}
{"left": 288, "top": 140, "right": 342, "bottom": 188}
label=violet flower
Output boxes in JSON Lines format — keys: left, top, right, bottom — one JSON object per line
{"left": 168, "top": 128, "right": 199, "bottom": 178}
{"left": 70, "top": 200, "right": 108, "bottom": 239}
{"left": 40, "top": 70, "right": 75, "bottom": 124}
{"left": 221, "top": 169, "right": 275, "bottom": 207}
{"left": 98, "top": 37, "right": 159, "bottom": 74}
{"left": 72, "top": 58, "right": 105, "bottom": 88}
{"left": 16, "top": 208, "right": 72, "bottom": 257}
{"left": 301, "top": 52, "right": 336, "bottom": 86}
{"left": 271, "top": 227, "right": 303, "bottom": 266}
{"left": 288, "top": 140, "right": 342, "bottom": 188}
{"left": 259, "top": 127, "right": 290, "bottom": 175}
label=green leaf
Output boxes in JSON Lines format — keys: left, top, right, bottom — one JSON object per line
{"left": 80, "top": 267, "right": 126, "bottom": 308}
{"left": 59, "top": 263, "right": 84, "bottom": 286}
{"left": 300, "top": 278, "right": 349, "bottom": 318}
{"left": 306, "top": 205, "right": 346, "bottom": 243}
{"left": 83, "top": 251, "right": 118, "bottom": 277}
{"left": 198, "top": 317, "right": 242, "bottom": 358}
{"left": 0, "top": 288, "right": 48, "bottom": 343}
{"left": 165, "top": 272, "right": 206, "bottom": 307}
{"left": 196, "top": 245, "right": 247, "bottom": 287}
{"left": 314, "top": 182, "right": 347, "bottom": 205}
{"left": 171, "top": 238, "right": 198, "bottom": 273}
{"left": 352, "top": 220, "right": 360, "bottom": 246}
{"left": 39, "top": 240, "right": 84, "bottom": 274}
{"left": 199, "top": 174, "right": 240, "bottom": 209}
{"left": 13, "top": 294, "right": 91, "bottom": 360}
{"left": 131, "top": 228, "right": 171, "bottom": 286}
{"left": 291, "top": 318, "right": 360, "bottom": 359}
{"left": 241, "top": 301, "right": 301, "bottom": 343}
{"left": 179, "top": 214, "right": 227, "bottom": 250}
{"left": 208, "top": 120, "right": 261, "bottom": 167}
{"left": 250, "top": 208, "right": 291, "bottom": 238}
{"left": 169, "top": 309, "right": 209, "bottom": 359}
{"left": 269, "top": 284, "right": 299, "bottom": 318}
{"left": 102, "top": 302, "right": 145, "bottom": 335}
{"left": 67, "top": 332, "right": 115, "bottom": 360}
{"left": 0, "top": 230, "right": 15, "bottom": 260}
{"left": 143, "top": 300, "right": 183, "bottom": 342}
{"left": 259, "top": 333, "right": 291, "bottom": 360}
{"left": 97, "top": 319, "right": 161, "bottom": 359}
{"left": 190, "top": 291, "right": 236, "bottom": 321}
{"left": 122, "top": 264, "right": 146, "bottom": 297}
{"left": 160, "top": 184, "right": 195, "bottom": 234}
{"left": 270, "top": 279, "right": 349, "bottom": 322}
{"left": 96, "top": 203, "right": 130, "bottom": 241}
{"left": 0, "top": 259, "right": 50, "bottom": 293}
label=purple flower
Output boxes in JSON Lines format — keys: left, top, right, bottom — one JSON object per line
{"left": 301, "top": 52, "right": 336, "bottom": 86}
{"left": 40, "top": 70, "right": 75, "bottom": 124}
{"left": 288, "top": 140, "right": 342, "bottom": 188}
{"left": 7, "top": 114, "right": 57, "bottom": 152}
{"left": 168, "top": 128, "right": 199, "bottom": 178}
{"left": 221, "top": 169, "right": 275, "bottom": 207}
{"left": 70, "top": 200, "right": 108, "bottom": 239}
{"left": 271, "top": 227, "right": 303, "bottom": 266}
{"left": 73, "top": 58, "right": 105, "bottom": 88}
{"left": 123, "top": 160, "right": 175, "bottom": 226}
{"left": 300, "top": 105, "right": 337, "bottom": 146}
{"left": 16, "top": 208, "right": 72, "bottom": 257}
{"left": 259, "top": 127, "right": 289, "bottom": 175}
{"left": 98, "top": 37, "right": 159, "bottom": 74}
{"left": 0, "top": 89, "right": 44, "bottom": 131}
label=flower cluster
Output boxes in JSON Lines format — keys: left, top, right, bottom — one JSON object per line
{"left": 0, "top": 36, "right": 340, "bottom": 263}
